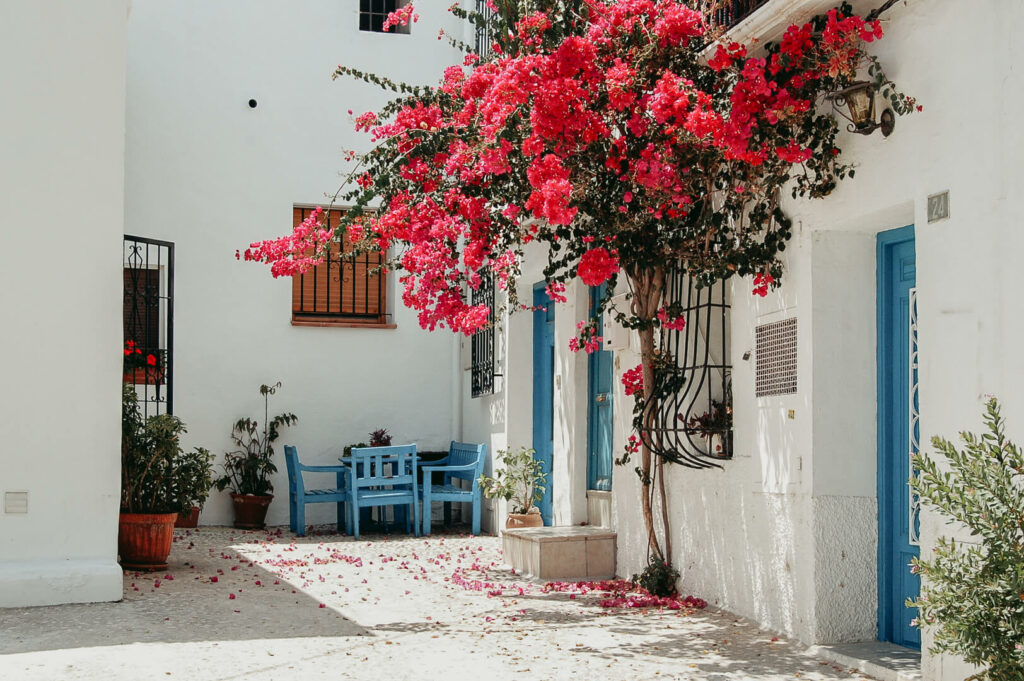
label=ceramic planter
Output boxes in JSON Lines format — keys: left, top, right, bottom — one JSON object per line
{"left": 122, "top": 367, "right": 165, "bottom": 385}
{"left": 230, "top": 493, "right": 273, "bottom": 529}
{"left": 118, "top": 512, "right": 177, "bottom": 571}
{"left": 505, "top": 512, "right": 543, "bottom": 529}
{"left": 174, "top": 506, "right": 200, "bottom": 528}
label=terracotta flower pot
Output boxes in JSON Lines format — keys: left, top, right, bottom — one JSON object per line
{"left": 174, "top": 506, "right": 200, "bottom": 528}
{"left": 230, "top": 493, "right": 273, "bottom": 529}
{"left": 118, "top": 512, "right": 177, "bottom": 571}
{"left": 506, "top": 512, "right": 544, "bottom": 529}
{"left": 122, "top": 367, "right": 165, "bottom": 385}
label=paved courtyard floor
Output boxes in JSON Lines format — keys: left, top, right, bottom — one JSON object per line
{"left": 1, "top": 527, "right": 878, "bottom": 681}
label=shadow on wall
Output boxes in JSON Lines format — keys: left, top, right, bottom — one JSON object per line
{"left": 667, "top": 398, "right": 809, "bottom": 638}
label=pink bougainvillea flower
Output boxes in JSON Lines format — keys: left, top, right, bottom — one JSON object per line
{"left": 577, "top": 248, "right": 619, "bottom": 286}
{"left": 656, "top": 307, "right": 686, "bottom": 331}
{"left": 622, "top": 364, "right": 644, "bottom": 397}
{"left": 753, "top": 272, "right": 775, "bottom": 297}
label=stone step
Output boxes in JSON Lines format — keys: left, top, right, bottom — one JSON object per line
{"left": 807, "top": 641, "right": 922, "bottom": 681}
{"left": 502, "top": 526, "right": 616, "bottom": 581}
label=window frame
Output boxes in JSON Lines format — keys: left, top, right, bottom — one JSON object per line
{"left": 290, "top": 206, "right": 393, "bottom": 329}
{"left": 358, "top": 0, "right": 411, "bottom": 35}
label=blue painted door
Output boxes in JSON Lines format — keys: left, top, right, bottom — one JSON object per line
{"left": 587, "top": 284, "right": 614, "bottom": 491}
{"left": 877, "top": 225, "right": 921, "bottom": 649}
{"left": 533, "top": 284, "right": 555, "bottom": 525}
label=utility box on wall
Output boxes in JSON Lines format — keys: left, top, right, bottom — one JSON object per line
{"left": 603, "top": 293, "right": 632, "bottom": 351}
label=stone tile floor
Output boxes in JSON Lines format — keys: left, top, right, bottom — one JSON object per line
{"left": 0, "top": 526, "right": 882, "bottom": 681}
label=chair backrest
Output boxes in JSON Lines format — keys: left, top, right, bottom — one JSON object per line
{"left": 284, "top": 445, "right": 304, "bottom": 494}
{"left": 349, "top": 444, "right": 418, "bottom": 490}
{"left": 447, "top": 441, "right": 486, "bottom": 484}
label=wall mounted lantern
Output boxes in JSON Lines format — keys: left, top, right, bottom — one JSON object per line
{"left": 828, "top": 81, "right": 895, "bottom": 137}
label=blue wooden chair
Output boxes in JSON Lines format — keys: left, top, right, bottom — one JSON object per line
{"left": 420, "top": 441, "right": 486, "bottom": 536}
{"left": 284, "top": 445, "right": 350, "bottom": 537}
{"left": 346, "top": 444, "right": 419, "bottom": 539}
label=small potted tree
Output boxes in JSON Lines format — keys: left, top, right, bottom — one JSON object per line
{"left": 120, "top": 384, "right": 212, "bottom": 570}
{"left": 478, "top": 446, "right": 547, "bottom": 529}
{"left": 215, "top": 382, "right": 297, "bottom": 529}
{"left": 173, "top": 446, "right": 216, "bottom": 528}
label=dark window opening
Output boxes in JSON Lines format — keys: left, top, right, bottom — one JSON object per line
{"left": 123, "top": 235, "right": 174, "bottom": 418}
{"left": 470, "top": 272, "right": 496, "bottom": 397}
{"left": 359, "top": 0, "right": 410, "bottom": 34}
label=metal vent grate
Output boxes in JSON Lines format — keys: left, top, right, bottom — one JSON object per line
{"left": 755, "top": 317, "right": 797, "bottom": 397}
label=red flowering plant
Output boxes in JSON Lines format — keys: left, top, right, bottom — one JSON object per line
{"left": 243, "top": 0, "right": 914, "bottom": 564}
{"left": 123, "top": 339, "right": 164, "bottom": 373}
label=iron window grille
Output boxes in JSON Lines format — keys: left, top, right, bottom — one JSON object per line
{"left": 470, "top": 272, "right": 497, "bottom": 397}
{"left": 639, "top": 265, "right": 732, "bottom": 468}
{"left": 291, "top": 207, "right": 389, "bottom": 326}
{"left": 359, "top": 0, "right": 410, "bottom": 34}
{"left": 703, "top": 0, "right": 770, "bottom": 31}
{"left": 123, "top": 235, "right": 174, "bottom": 419}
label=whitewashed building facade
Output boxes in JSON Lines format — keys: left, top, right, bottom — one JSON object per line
{"left": 3, "top": 1, "right": 1020, "bottom": 679}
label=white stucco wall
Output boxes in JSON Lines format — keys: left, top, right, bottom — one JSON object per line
{"left": 0, "top": 0, "right": 128, "bottom": 606}
{"left": 124, "top": 1, "right": 468, "bottom": 527}
{"left": 459, "top": 2, "right": 1023, "bottom": 677}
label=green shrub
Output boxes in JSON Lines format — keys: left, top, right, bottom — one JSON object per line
{"left": 910, "top": 398, "right": 1024, "bottom": 680}
{"left": 632, "top": 557, "right": 679, "bottom": 598}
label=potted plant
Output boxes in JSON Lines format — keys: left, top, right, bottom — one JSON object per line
{"left": 477, "top": 446, "right": 547, "bottom": 529}
{"left": 687, "top": 398, "right": 733, "bottom": 458}
{"left": 120, "top": 384, "right": 211, "bottom": 570}
{"left": 173, "top": 445, "right": 216, "bottom": 528}
{"left": 215, "top": 382, "right": 297, "bottom": 529}
{"left": 342, "top": 427, "right": 392, "bottom": 458}
{"left": 123, "top": 339, "right": 166, "bottom": 385}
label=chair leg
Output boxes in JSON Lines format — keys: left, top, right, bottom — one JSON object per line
{"left": 289, "top": 493, "right": 297, "bottom": 533}
{"left": 472, "top": 497, "right": 481, "bottom": 536}
{"left": 412, "top": 495, "right": 420, "bottom": 537}
{"left": 295, "top": 500, "right": 306, "bottom": 537}
{"left": 351, "top": 501, "right": 360, "bottom": 540}
{"left": 422, "top": 491, "right": 432, "bottom": 536}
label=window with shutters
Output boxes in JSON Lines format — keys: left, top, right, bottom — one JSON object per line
{"left": 291, "top": 206, "right": 390, "bottom": 327}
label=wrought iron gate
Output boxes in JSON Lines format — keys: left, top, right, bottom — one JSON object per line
{"left": 123, "top": 235, "right": 174, "bottom": 418}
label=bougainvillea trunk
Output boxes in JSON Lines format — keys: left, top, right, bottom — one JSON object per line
{"left": 630, "top": 266, "right": 670, "bottom": 565}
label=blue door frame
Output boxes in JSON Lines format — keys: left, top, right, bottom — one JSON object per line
{"left": 587, "top": 284, "right": 614, "bottom": 491}
{"left": 876, "top": 225, "right": 920, "bottom": 649}
{"left": 533, "top": 284, "right": 555, "bottom": 525}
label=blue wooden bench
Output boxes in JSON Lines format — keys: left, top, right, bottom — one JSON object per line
{"left": 420, "top": 441, "right": 486, "bottom": 536}
{"left": 284, "top": 445, "right": 350, "bottom": 536}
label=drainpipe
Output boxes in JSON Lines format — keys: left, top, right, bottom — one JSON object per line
{"left": 451, "top": 333, "right": 464, "bottom": 442}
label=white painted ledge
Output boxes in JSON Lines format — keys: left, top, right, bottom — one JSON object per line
{"left": 721, "top": 0, "right": 880, "bottom": 48}
{"left": 0, "top": 559, "right": 122, "bottom": 608}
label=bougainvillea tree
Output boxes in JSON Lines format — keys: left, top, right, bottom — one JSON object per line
{"left": 243, "top": 0, "right": 915, "bottom": 565}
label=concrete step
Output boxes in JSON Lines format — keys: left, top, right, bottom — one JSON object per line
{"left": 502, "top": 525, "right": 616, "bottom": 581}
{"left": 807, "top": 641, "right": 922, "bottom": 681}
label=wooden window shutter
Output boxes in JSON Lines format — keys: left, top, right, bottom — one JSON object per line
{"left": 291, "top": 207, "right": 387, "bottom": 325}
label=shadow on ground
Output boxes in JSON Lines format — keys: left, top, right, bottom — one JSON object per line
{"left": 0, "top": 528, "right": 369, "bottom": 654}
